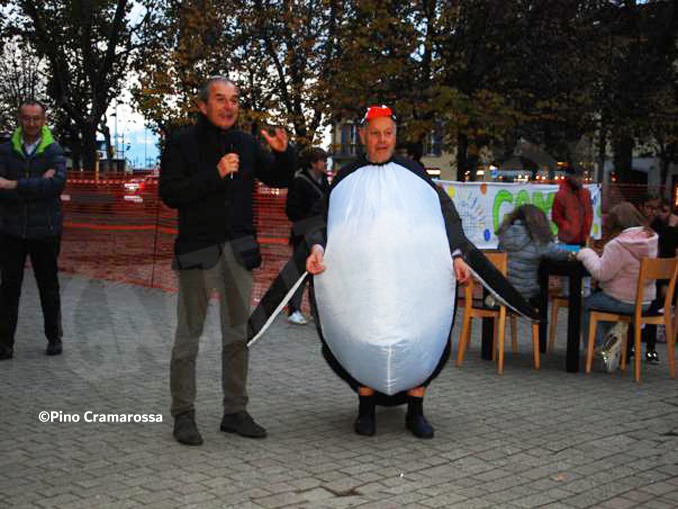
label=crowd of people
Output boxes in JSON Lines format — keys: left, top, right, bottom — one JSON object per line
{"left": 2, "top": 78, "right": 677, "bottom": 447}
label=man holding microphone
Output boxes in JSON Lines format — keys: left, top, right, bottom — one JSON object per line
{"left": 160, "top": 77, "right": 296, "bottom": 445}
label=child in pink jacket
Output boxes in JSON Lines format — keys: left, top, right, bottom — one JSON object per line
{"left": 576, "top": 202, "right": 658, "bottom": 367}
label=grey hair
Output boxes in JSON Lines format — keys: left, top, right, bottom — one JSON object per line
{"left": 18, "top": 100, "right": 47, "bottom": 116}
{"left": 197, "top": 76, "right": 237, "bottom": 103}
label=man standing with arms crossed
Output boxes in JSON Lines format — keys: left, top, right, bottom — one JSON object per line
{"left": 0, "top": 101, "right": 66, "bottom": 360}
{"left": 160, "top": 77, "right": 296, "bottom": 445}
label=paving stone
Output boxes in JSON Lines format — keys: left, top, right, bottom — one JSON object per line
{"left": 639, "top": 481, "right": 678, "bottom": 496}
{"left": 4, "top": 273, "right": 678, "bottom": 508}
{"left": 640, "top": 499, "right": 678, "bottom": 509}
{"left": 599, "top": 496, "right": 641, "bottom": 509}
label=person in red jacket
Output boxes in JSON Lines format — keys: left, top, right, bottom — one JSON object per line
{"left": 552, "top": 165, "right": 593, "bottom": 245}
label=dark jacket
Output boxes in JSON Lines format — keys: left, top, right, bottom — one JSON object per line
{"left": 159, "top": 115, "right": 296, "bottom": 269}
{"left": 651, "top": 217, "right": 678, "bottom": 259}
{"left": 0, "top": 126, "right": 67, "bottom": 239}
{"left": 498, "top": 220, "right": 569, "bottom": 299}
{"left": 285, "top": 167, "right": 329, "bottom": 242}
{"left": 552, "top": 180, "right": 593, "bottom": 244}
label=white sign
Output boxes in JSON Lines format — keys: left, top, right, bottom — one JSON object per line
{"left": 437, "top": 181, "right": 602, "bottom": 249}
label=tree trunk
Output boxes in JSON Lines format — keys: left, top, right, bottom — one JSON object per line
{"left": 81, "top": 124, "right": 99, "bottom": 172}
{"left": 69, "top": 138, "right": 82, "bottom": 171}
{"left": 660, "top": 151, "right": 670, "bottom": 197}
{"left": 456, "top": 133, "right": 468, "bottom": 181}
{"left": 99, "top": 121, "right": 114, "bottom": 171}
{"left": 597, "top": 121, "right": 607, "bottom": 183}
{"left": 467, "top": 141, "right": 481, "bottom": 181}
{"left": 612, "top": 134, "right": 634, "bottom": 184}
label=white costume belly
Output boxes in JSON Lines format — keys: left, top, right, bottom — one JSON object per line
{"left": 315, "top": 163, "right": 456, "bottom": 395}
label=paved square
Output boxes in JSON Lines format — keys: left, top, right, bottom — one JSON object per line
{"left": 1, "top": 272, "right": 677, "bottom": 508}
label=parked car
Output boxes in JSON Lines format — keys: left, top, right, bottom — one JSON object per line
{"left": 123, "top": 170, "right": 159, "bottom": 209}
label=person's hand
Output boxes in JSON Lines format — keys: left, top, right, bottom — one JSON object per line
{"left": 453, "top": 257, "right": 471, "bottom": 285}
{"left": 43, "top": 169, "right": 55, "bottom": 178}
{"left": 306, "top": 245, "right": 326, "bottom": 275}
{"left": 669, "top": 214, "right": 678, "bottom": 227}
{"left": 0, "top": 177, "right": 17, "bottom": 190}
{"left": 217, "top": 153, "right": 239, "bottom": 178}
{"left": 260, "top": 127, "right": 288, "bottom": 152}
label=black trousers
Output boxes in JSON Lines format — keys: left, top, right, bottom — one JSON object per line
{"left": 0, "top": 233, "right": 62, "bottom": 352}
{"left": 287, "top": 234, "right": 308, "bottom": 313}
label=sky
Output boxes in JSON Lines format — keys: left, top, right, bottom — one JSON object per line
{"left": 105, "top": 88, "right": 160, "bottom": 170}
{"left": 107, "top": 2, "right": 160, "bottom": 171}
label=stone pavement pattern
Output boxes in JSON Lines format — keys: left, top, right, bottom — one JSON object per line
{"left": 1, "top": 272, "right": 678, "bottom": 509}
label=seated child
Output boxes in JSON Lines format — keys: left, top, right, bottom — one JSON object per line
{"left": 576, "top": 202, "right": 658, "bottom": 371}
{"left": 497, "top": 204, "right": 569, "bottom": 307}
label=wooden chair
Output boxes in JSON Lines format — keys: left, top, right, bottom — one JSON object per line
{"left": 456, "top": 252, "right": 540, "bottom": 374}
{"left": 584, "top": 257, "right": 678, "bottom": 383}
{"left": 548, "top": 297, "right": 568, "bottom": 353}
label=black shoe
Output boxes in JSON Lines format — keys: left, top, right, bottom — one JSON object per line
{"left": 354, "top": 394, "right": 376, "bottom": 436}
{"left": 354, "top": 414, "right": 376, "bottom": 436}
{"left": 0, "top": 348, "right": 13, "bottom": 360}
{"left": 220, "top": 411, "right": 267, "bottom": 438}
{"left": 46, "top": 339, "right": 62, "bottom": 356}
{"left": 173, "top": 410, "right": 203, "bottom": 445}
{"left": 646, "top": 349, "right": 659, "bottom": 364}
{"left": 406, "top": 413, "right": 435, "bottom": 439}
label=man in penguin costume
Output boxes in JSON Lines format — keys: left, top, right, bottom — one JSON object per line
{"left": 248, "top": 106, "right": 539, "bottom": 439}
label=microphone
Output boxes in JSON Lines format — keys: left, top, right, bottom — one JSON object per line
{"left": 228, "top": 143, "right": 235, "bottom": 180}
{"left": 219, "top": 131, "right": 236, "bottom": 180}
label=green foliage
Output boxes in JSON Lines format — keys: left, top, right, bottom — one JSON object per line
{"left": 0, "top": 36, "right": 50, "bottom": 135}
{"left": 8, "top": 0, "right": 156, "bottom": 169}
{"left": 7, "top": 0, "right": 674, "bottom": 179}
{"left": 133, "top": 0, "right": 345, "bottom": 149}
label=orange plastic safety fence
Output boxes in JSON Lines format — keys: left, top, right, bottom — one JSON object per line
{"left": 60, "top": 173, "right": 300, "bottom": 308}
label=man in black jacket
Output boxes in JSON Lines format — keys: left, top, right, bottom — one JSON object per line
{"left": 0, "top": 101, "right": 67, "bottom": 360}
{"left": 160, "top": 77, "right": 296, "bottom": 445}
{"left": 285, "top": 147, "right": 329, "bottom": 325}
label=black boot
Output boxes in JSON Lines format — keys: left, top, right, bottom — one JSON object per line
{"left": 354, "top": 394, "right": 376, "bottom": 436}
{"left": 173, "top": 410, "right": 203, "bottom": 445}
{"left": 46, "top": 338, "right": 62, "bottom": 356}
{"left": 406, "top": 396, "right": 434, "bottom": 439}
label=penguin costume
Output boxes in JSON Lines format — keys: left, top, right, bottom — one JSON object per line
{"left": 248, "top": 106, "right": 539, "bottom": 438}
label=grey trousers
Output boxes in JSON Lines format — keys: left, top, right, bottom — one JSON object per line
{"left": 170, "top": 244, "right": 252, "bottom": 416}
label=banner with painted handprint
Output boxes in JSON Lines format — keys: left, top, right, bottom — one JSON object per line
{"left": 437, "top": 181, "right": 602, "bottom": 249}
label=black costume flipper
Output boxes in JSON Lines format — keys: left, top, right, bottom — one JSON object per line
{"left": 247, "top": 246, "right": 308, "bottom": 347}
{"left": 433, "top": 184, "right": 539, "bottom": 321}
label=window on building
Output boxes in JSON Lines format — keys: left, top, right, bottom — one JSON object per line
{"left": 340, "top": 124, "right": 359, "bottom": 155}
{"left": 424, "top": 128, "right": 443, "bottom": 157}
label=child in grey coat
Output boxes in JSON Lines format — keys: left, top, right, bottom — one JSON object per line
{"left": 497, "top": 204, "right": 569, "bottom": 306}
